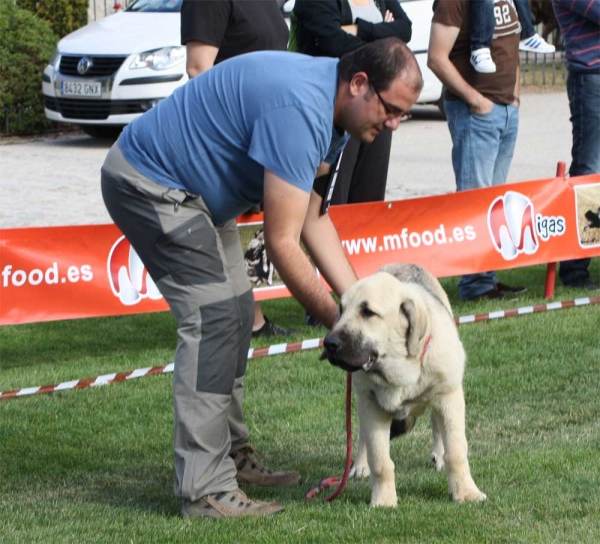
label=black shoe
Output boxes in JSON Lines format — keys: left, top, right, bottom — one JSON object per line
{"left": 251, "top": 316, "right": 299, "bottom": 338}
{"left": 304, "top": 311, "right": 322, "bottom": 328}
{"left": 495, "top": 282, "right": 527, "bottom": 294}
{"left": 466, "top": 288, "right": 505, "bottom": 302}
{"left": 563, "top": 278, "right": 598, "bottom": 290}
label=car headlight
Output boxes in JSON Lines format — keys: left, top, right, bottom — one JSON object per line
{"left": 130, "top": 47, "right": 185, "bottom": 71}
{"left": 48, "top": 49, "right": 60, "bottom": 70}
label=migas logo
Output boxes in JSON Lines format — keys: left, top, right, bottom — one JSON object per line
{"left": 107, "top": 236, "right": 162, "bottom": 306}
{"left": 488, "top": 191, "right": 565, "bottom": 261}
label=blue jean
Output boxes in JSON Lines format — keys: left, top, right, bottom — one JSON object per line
{"left": 470, "top": 0, "right": 535, "bottom": 50}
{"left": 445, "top": 99, "right": 520, "bottom": 300}
{"left": 559, "top": 70, "right": 600, "bottom": 285}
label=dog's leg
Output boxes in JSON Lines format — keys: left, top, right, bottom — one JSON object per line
{"left": 430, "top": 409, "right": 445, "bottom": 471}
{"left": 433, "top": 389, "right": 487, "bottom": 503}
{"left": 356, "top": 395, "right": 397, "bottom": 507}
{"left": 350, "top": 389, "right": 370, "bottom": 479}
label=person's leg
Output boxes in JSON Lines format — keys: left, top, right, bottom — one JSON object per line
{"left": 491, "top": 103, "right": 519, "bottom": 187}
{"left": 559, "top": 71, "right": 600, "bottom": 288}
{"left": 216, "top": 220, "right": 255, "bottom": 453}
{"left": 514, "top": 0, "right": 535, "bottom": 39}
{"left": 346, "top": 129, "right": 392, "bottom": 204}
{"left": 469, "top": 0, "right": 495, "bottom": 50}
{"left": 101, "top": 151, "right": 241, "bottom": 501}
{"left": 445, "top": 99, "right": 503, "bottom": 299}
{"left": 516, "top": 0, "right": 555, "bottom": 53}
{"left": 469, "top": 0, "right": 496, "bottom": 73}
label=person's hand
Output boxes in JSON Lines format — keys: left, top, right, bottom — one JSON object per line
{"left": 341, "top": 24, "right": 358, "bottom": 35}
{"left": 469, "top": 95, "right": 494, "bottom": 115}
{"left": 384, "top": 10, "right": 394, "bottom": 22}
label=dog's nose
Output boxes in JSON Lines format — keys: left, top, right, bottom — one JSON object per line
{"left": 324, "top": 334, "right": 341, "bottom": 354}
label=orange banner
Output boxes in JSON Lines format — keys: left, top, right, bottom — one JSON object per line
{"left": 1, "top": 174, "right": 599, "bottom": 325}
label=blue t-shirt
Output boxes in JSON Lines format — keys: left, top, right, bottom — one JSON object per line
{"left": 119, "top": 51, "right": 347, "bottom": 225}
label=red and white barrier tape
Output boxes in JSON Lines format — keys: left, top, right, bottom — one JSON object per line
{"left": 0, "top": 338, "right": 324, "bottom": 399}
{"left": 454, "top": 295, "right": 600, "bottom": 324}
{"left": 1, "top": 296, "right": 598, "bottom": 400}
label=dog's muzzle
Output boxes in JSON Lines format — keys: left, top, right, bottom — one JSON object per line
{"left": 322, "top": 332, "right": 378, "bottom": 373}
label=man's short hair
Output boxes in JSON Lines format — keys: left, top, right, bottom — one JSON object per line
{"left": 338, "top": 37, "right": 423, "bottom": 94}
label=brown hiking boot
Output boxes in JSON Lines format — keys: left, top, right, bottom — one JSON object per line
{"left": 231, "top": 446, "right": 301, "bottom": 487}
{"left": 181, "top": 489, "right": 283, "bottom": 519}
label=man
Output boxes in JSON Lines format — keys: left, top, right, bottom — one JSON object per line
{"left": 101, "top": 38, "right": 422, "bottom": 519}
{"left": 182, "top": 0, "right": 298, "bottom": 336}
{"left": 552, "top": 0, "right": 599, "bottom": 291}
{"left": 427, "top": 0, "right": 526, "bottom": 301}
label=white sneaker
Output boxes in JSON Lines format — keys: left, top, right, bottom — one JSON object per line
{"left": 520, "top": 33, "right": 555, "bottom": 54}
{"left": 470, "top": 48, "right": 496, "bottom": 74}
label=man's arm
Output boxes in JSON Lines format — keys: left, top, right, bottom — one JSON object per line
{"left": 301, "top": 163, "right": 357, "bottom": 298}
{"left": 262, "top": 167, "right": 356, "bottom": 329}
{"left": 186, "top": 41, "right": 219, "bottom": 78}
{"left": 427, "top": 22, "right": 493, "bottom": 114}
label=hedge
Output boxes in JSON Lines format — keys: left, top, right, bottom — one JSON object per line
{"left": 0, "top": 0, "right": 58, "bottom": 135}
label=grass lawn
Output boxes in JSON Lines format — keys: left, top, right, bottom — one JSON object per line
{"left": 1, "top": 263, "right": 599, "bottom": 543}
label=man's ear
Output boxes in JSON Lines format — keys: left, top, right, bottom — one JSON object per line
{"left": 349, "top": 71, "right": 370, "bottom": 97}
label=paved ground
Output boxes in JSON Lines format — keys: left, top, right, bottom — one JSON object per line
{"left": 0, "top": 91, "right": 572, "bottom": 229}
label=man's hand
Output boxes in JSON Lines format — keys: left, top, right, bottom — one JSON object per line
{"left": 469, "top": 95, "right": 494, "bottom": 115}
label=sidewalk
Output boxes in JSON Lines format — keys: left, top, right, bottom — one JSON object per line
{"left": 0, "top": 91, "right": 571, "bottom": 229}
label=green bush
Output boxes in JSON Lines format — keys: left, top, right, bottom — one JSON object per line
{"left": 0, "top": 0, "right": 58, "bottom": 135}
{"left": 17, "top": 0, "right": 88, "bottom": 39}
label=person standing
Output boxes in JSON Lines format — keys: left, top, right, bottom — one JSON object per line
{"left": 552, "top": 0, "right": 599, "bottom": 290}
{"left": 101, "top": 39, "right": 423, "bottom": 518}
{"left": 291, "top": 0, "right": 413, "bottom": 206}
{"left": 182, "top": 0, "right": 299, "bottom": 336}
{"left": 427, "top": 0, "right": 526, "bottom": 301}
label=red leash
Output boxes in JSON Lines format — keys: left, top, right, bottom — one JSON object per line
{"left": 306, "top": 372, "right": 353, "bottom": 501}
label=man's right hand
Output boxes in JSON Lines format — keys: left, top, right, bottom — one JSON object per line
{"left": 469, "top": 95, "right": 494, "bottom": 115}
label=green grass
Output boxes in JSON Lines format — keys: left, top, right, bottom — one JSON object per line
{"left": 1, "top": 263, "right": 599, "bottom": 543}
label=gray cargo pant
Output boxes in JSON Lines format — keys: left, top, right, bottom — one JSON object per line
{"left": 101, "top": 142, "right": 253, "bottom": 502}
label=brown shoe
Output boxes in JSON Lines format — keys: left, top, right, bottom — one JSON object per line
{"left": 181, "top": 489, "right": 283, "bottom": 519}
{"left": 231, "top": 446, "right": 301, "bottom": 487}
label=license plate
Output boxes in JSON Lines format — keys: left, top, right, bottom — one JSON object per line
{"left": 60, "top": 81, "right": 102, "bottom": 97}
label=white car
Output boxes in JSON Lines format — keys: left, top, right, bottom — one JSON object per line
{"left": 42, "top": 0, "right": 442, "bottom": 139}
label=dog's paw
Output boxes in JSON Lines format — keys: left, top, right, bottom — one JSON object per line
{"left": 370, "top": 493, "right": 398, "bottom": 508}
{"left": 349, "top": 463, "right": 370, "bottom": 479}
{"left": 430, "top": 452, "right": 444, "bottom": 471}
{"left": 453, "top": 488, "right": 487, "bottom": 503}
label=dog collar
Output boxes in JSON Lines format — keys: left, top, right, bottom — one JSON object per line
{"left": 420, "top": 334, "right": 432, "bottom": 361}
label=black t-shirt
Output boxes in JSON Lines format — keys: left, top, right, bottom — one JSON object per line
{"left": 181, "top": 0, "right": 289, "bottom": 64}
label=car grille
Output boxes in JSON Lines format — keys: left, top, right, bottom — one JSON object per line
{"left": 59, "top": 55, "right": 127, "bottom": 77}
{"left": 44, "top": 96, "right": 149, "bottom": 120}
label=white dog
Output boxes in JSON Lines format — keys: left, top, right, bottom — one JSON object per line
{"left": 322, "top": 263, "right": 487, "bottom": 507}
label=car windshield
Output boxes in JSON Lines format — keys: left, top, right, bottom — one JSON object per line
{"left": 126, "top": 0, "right": 182, "bottom": 13}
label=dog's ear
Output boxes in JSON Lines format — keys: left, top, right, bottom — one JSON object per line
{"left": 400, "top": 298, "right": 429, "bottom": 358}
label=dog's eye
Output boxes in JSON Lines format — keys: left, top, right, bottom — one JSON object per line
{"left": 338, "top": 303, "right": 344, "bottom": 315}
{"left": 361, "top": 306, "right": 378, "bottom": 319}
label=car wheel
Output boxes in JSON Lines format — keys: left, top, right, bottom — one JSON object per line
{"left": 80, "top": 125, "right": 123, "bottom": 140}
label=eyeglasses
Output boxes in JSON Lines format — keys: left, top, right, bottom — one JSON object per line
{"left": 371, "top": 86, "right": 404, "bottom": 118}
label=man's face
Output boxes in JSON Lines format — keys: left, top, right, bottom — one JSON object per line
{"left": 339, "top": 73, "right": 420, "bottom": 143}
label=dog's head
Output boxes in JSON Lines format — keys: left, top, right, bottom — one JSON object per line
{"left": 322, "top": 272, "right": 431, "bottom": 384}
